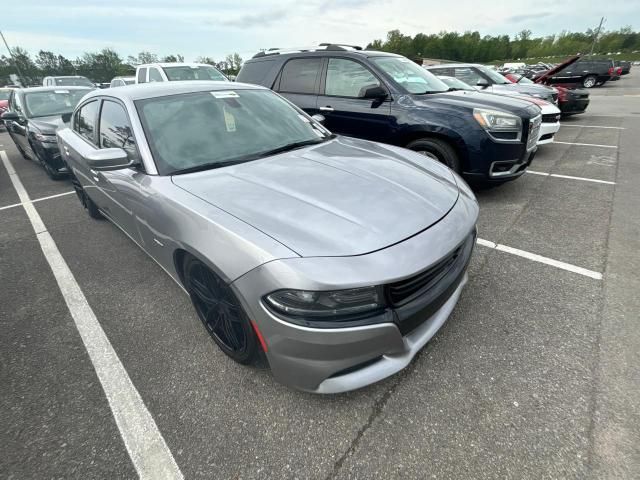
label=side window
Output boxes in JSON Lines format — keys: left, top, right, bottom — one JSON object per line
{"left": 278, "top": 58, "right": 322, "bottom": 94}
{"left": 99, "top": 100, "right": 139, "bottom": 162}
{"left": 148, "top": 68, "right": 163, "bottom": 82}
{"left": 325, "top": 58, "right": 380, "bottom": 97}
{"left": 137, "top": 68, "right": 147, "bottom": 84}
{"left": 429, "top": 67, "right": 454, "bottom": 77}
{"left": 76, "top": 101, "right": 99, "bottom": 144}
{"left": 452, "top": 67, "right": 483, "bottom": 86}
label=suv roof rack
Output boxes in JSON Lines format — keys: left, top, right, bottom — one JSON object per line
{"left": 252, "top": 43, "right": 363, "bottom": 58}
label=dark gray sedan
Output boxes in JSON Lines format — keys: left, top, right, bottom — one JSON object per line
{"left": 56, "top": 82, "right": 478, "bottom": 393}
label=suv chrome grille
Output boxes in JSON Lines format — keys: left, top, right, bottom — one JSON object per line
{"left": 527, "top": 115, "right": 541, "bottom": 149}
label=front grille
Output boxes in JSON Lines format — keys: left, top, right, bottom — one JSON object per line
{"left": 542, "top": 113, "right": 560, "bottom": 123}
{"left": 527, "top": 116, "right": 541, "bottom": 150}
{"left": 386, "top": 232, "right": 475, "bottom": 307}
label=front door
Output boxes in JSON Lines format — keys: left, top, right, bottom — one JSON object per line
{"left": 316, "top": 57, "right": 392, "bottom": 142}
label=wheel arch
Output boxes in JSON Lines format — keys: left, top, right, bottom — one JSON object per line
{"left": 394, "top": 127, "right": 469, "bottom": 168}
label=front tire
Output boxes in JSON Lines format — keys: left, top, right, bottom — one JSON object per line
{"left": 406, "top": 137, "right": 461, "bottom": 173}
{"left": 183, "top": 255, "right": 260, "bottom": 365}
{"left": 583, "top": 75, "right": 597, "bottom": 88}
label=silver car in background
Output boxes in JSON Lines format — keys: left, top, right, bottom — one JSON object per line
{"left": 57, "top": 82, "right": 478, "bottom": 393}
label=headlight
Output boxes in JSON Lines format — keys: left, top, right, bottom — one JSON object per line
{"left": 473, "top": 107, "right": 522, "bottom": 137}
{"left": 265, "top": 286, "right": 383, "bottom": 318}
{"left": 34, "top": 132, "right": 57, "bottom": 143}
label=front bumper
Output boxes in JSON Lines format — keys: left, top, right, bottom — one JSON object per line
{"left": 537, "top": 120, "right": 560, "bottom": 145}
{"left": 33, "top": 140, "right": 67, "bottom": 172}
{"left": 232, "top": 189, "right": 479, "bottom": 392}
{"left": 560, "top": 98, "right": 590, "bottom": 115}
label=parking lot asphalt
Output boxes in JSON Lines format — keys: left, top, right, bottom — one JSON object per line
{"left": 1, "top": 75, "right": 639, "bottom": 479}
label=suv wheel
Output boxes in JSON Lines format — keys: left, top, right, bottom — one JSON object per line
{"left": 583, "top": 75, "right": 597, "bottom": 88}
{"left": 407, "top": 138, "right": 461, "bottom": 173}
{"left": 71, "top": 175, "right": 102, "bottom": 219}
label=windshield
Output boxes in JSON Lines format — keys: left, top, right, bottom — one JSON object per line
{"left": 24, "top": 89, "right": 89, "bottom": 118}
{"left": 438, "top": 76, "right": 474, "bottom": 91}
{"left": 162, "top": 65, "right": 227, "bottom": 82}
{"left": 0, "top": 89, "right": 10, "bottom": 100}
{"left": 372, "top": 56, "right": 449, "bottom": 94}
{"left": 509, "top": 74, "right": 533, "bottom": 84}
{"left": 136, "top": 89, "right": 331, "bottom": 175}
{"left": 476, "top": 66, "right": 510, "bottom": 84}
{"left": 55, "top": 77, "right": 94, "bottom": 87}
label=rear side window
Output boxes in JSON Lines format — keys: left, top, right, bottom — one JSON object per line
{"left": 137, "top": 68, "right": 147, "bottom": 83}
{"left": 325, "top": 58, "right": 380, "bottom": 97}
{"left": 75, "top": 100, "right": 99, "bottom": 144}
{"left": 237, "top": 60, "right": 276, "bottom": 85}
{"left": 278, "top": 58, "right": 322, "bottom": 94}
{"left": 99, "top": 100, "right": 139, "bottom": 161}
{"left": 149, "top": 68, "right": 163, "bottom": 82}
{"left": 452, "top": 67, "right": 483, "bottom": 85}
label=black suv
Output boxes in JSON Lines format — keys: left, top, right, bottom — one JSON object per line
{"left": 541, "top": 58, "right": 616, "bottom": 88}
{"left": 238, "top": 45, "right": 542, "bottom": 185}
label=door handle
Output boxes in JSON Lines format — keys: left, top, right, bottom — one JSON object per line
{"left": 319, "top": 106, "right": 334, "bottom": 112}
{"left": 90, "top": 169, "right": 99, "bottom": 182}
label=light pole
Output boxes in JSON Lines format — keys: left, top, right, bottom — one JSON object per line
{"left": 589, "top": 17, "right": 606, "bottom": 56}
{"left": 0, "top": 30, "right": 27, "bottom": 86}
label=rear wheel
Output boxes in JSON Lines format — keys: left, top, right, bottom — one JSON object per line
{"left": 407, "top": 137, "right": 461, "bottom": 173}
{"left": 183, "top": 255, "right": 260, "bottom": 365}
{"left": 71, "top": 175, "right": 102, "bottom": 219}
{"left": 582, "top": 75, "right": 597, "bottom": 88}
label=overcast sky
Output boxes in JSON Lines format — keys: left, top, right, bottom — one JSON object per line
{"left": 3, "top": 0, "right": 638, "bottom": 61}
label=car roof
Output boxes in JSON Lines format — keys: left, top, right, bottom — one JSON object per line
{"left": 80, "top": 81, "right": 267, "bottom": 102}
{"left": 46, "top": 75, "right": 89, "bottom": 79}
{"left": 247, "top": 49, "right": 403, "bottom": 62}
{"left": 425, "top": 63, "right": 480, "bottom": 68}
{"left": 137, "top": 63, "right": 216, "bottom": 68}
{"left": 17, "top": 86, "right": 94, "bottom": 93}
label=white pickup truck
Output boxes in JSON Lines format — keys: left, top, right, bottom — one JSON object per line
{"left": 135, "top": 63, "right": 228, "bottom": 84}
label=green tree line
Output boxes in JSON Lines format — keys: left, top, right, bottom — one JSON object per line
{"left": 367, "top": 27, "right": 640, "bottom": 63}
{"left": 0, "top": 48, "right": 244, "bottom": 86}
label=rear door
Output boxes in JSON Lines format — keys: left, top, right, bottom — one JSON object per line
{"left": 273, "top": 57, "right": 321, "bottom": 115}
{"left": 316, "top": 57, "right": 392, "bottom": 141}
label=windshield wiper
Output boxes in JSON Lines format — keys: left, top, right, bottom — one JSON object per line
{"left": 417, "top": 90, "right": 446, "bottom": 95}
{"left": 170, "top": 159, "right": 248, "bottom": 176}
{"left": 252, "top": 137, "right": 329, "bottom": 158}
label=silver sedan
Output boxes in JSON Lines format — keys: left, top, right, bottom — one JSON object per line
{"left": 57, "top": 82, "right": 478, "bottom": 393}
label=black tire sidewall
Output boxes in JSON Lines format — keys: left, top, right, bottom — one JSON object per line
{"left": 407, "top": 138, "right": 461, "bottom": 173}
{"left": 183, "top": 255, "right": 259, "bottom": 365}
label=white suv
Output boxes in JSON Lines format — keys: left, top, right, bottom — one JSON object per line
{"left": 135, "top": 63, "right": 228, "bottom": 84}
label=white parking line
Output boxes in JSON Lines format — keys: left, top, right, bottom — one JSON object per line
{"left": 552, "top": 141, "right": 618, "bottom": 149}
{"left": 526, "top": 170, "right": 615, "bottom": 185}
{"left": 477, "top": 238, "right": 602, "bottom": 280}
{"left": 0, "top": 191, "right": 75, "bottom": 212}
{"left": 561, "top": 125, "right": 625, "bottom": 130}
{"left": 0, "top": 151, "right": 184, "bottom": 480}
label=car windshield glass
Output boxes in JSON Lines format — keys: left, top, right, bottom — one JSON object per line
{"left": 372, "top": 56, "right": 448, "bottom": 94}
{"left": 477, "top": 66, "right": 510, "bottom": 84}
{"left": 136, "top": 89, "right": 331, "bottom": 175}
{"left": 24, "top": 90, "right": 89, "bottom": 118}
{"left": 438, "top": 76, "right": 474, "bottom": 91}
{"left": 55, "top": 77, "right": 94, "bottom": 87}
{"left": 162, "top": 66, "right": 227, "bottom": 82}
{"left": 511, "top": 74, "right": 533, "bottom": 84}
{"left": 0, "top": 89, "right": 10, "bottom": 100}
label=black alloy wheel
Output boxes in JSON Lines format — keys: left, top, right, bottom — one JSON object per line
{"left": 184, "top": 255, "right": 259, "bottom": 365}
{"left": 407, "top": 137, "right": 461, "bottom": 173}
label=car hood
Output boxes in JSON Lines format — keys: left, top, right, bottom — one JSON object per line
{"left": 409, "top": 90, "right": 538, "bottom": 117}
{"left": 535, "top": 55, "right": 581, "bottom": 84}
{"left": 488, "top": 83, "right": 555, "bottom": 96}
{"left": 172, "top": 136, "right": 460, "bottom": 257}
{"left": 29, "top": 114, "right": 72, "bottom": 134}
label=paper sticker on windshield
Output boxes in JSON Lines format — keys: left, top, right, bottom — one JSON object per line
{"left": 223, "top": 106, "right": 236, "bottom": 132}
{"left": 54, "top": 90, "right": 69, "bottom": 94}
{"left": 210, "top": 91, "right": 239, "bottom": 99}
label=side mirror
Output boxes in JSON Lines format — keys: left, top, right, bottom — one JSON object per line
{"left": 1, "top": 111, "right": 20, "bottom": 121}
{"left": 476, "top": 79, "right": 490, "bottom": 88}
{"left": 361, "top": 85, "right": 388, "bottom": 99}
{"left": 86, "top": 148, "right": 134, "bottom": 171}
{"left": 311, "top": 114, "right": 325, "bottom": 124}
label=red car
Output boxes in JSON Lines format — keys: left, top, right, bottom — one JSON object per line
{"left": 530, "top": 56, "right": 590, "bottom": 116}
{"left": 0, "top": 88, "right": 11, "bottom": 129}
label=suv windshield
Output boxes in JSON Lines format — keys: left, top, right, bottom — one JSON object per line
{"left": 55, "top": 77, "right": 94, "bottom": 87}
{"left": 372, "top": 57, "right": 449, "bottom": 94}
{"left": 24, "top": 89, "right": 89, "bottom": 118}
{"left": 476, "top": 66, "right": 511, "bottom": 84}
{"left": 162, "top": 66, "right": 227, "bottom": 82}
{"left": 0, "top": 89, "right": 10, "bottom": 100}
{"left": 137, "top": 89, "right": 331, "bottom": 175}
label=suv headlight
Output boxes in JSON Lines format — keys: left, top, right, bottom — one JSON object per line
{"left": 265, "top": 286, "right": 383, "bottom": 318}
{"left": 473, "top": 108, "right": 522, "bottom": 132}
